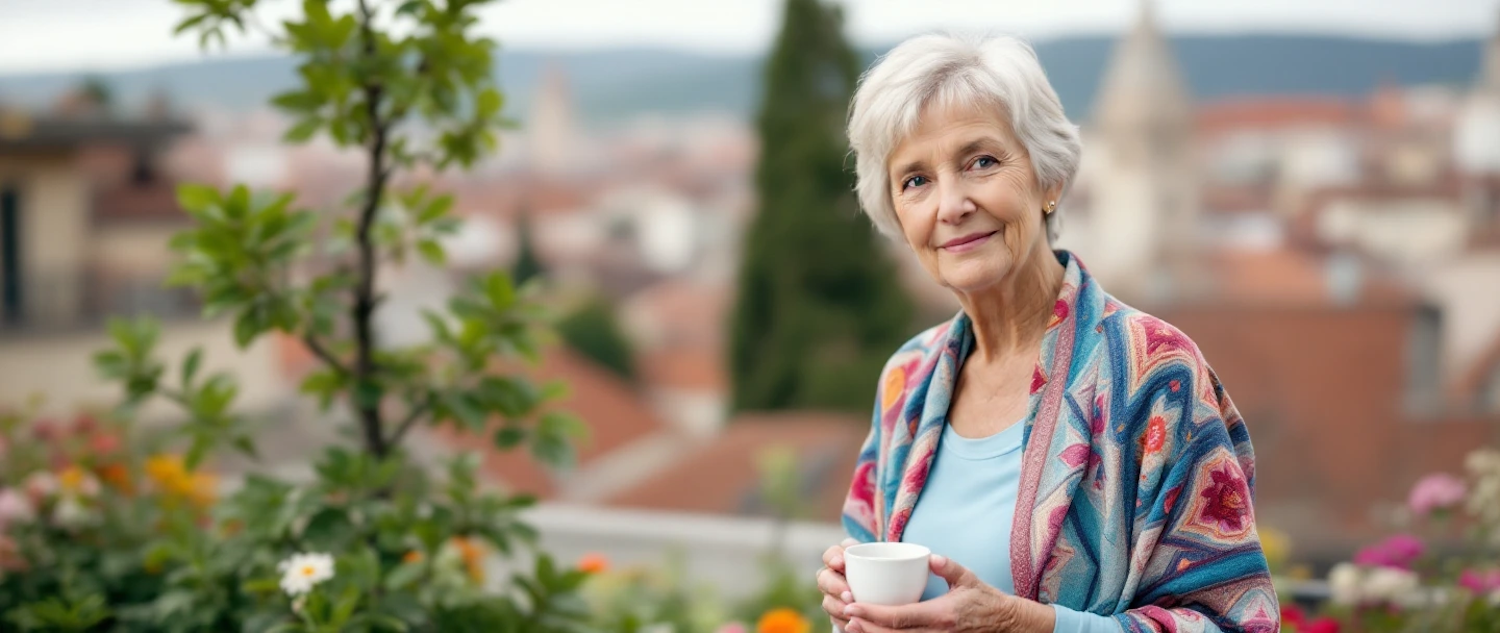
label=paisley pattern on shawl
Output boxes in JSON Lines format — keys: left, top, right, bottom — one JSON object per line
{"left": 840, "top": 251, "right": 1279, "bottom": 633}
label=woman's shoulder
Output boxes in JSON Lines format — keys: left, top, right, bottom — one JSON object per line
{"left": 1095, "top": 298, "right": 1211, "bottom": 372}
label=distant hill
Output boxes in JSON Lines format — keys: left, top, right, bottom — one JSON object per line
{"left": 0, "top": 34, "right": 1484, "bottom": 128}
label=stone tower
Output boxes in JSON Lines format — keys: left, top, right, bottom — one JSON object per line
{"left": 1085, "top": 0, "right": 1198, "bottom": 300}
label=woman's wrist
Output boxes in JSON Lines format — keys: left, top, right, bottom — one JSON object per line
{"left": 999, "top": 595, "right": 1056, "bottom": 632}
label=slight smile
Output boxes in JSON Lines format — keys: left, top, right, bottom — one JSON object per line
{"left": 941, "top": 231, "right": 998, "bottom": 253}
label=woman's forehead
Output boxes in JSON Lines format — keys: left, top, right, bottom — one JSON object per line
{"left": 889, "top": 103, "right": 1018, "bottom": 164}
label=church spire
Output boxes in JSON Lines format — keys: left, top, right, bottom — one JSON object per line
{"left": 1093, "top": 0, "right": 1190, "bottom": 136}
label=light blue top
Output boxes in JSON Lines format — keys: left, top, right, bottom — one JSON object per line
{"left": 900, "top": 420, "right": 1121, "bottom": 633}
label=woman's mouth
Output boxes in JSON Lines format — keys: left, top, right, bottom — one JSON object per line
{"left": 940, "top": 230, "right": 998, "bottom": 253}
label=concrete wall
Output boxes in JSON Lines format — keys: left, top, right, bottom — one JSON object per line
{"left": 494, "top": 503, "right": 845, "bottom": 600}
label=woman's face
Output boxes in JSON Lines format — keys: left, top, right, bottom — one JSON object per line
{"left": 887, "top": 101, "right": 1059, "bottom": 295}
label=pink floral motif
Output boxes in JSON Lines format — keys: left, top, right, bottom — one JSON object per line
{"left": 1198, "top": 467, "right": 1250, "bottom": 533}
{"left": 1353, "top": 534, "right": 1425, "bottom": 570}
{"left": 1407, "top": 473, "right": 1466, "bottom": 517}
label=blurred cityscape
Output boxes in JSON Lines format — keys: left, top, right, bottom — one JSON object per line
{"left": 1, "top": 0, "right": 1499, "bottom": 590}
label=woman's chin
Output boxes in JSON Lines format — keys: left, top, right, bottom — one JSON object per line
{"left": 938, "top": 261, "right": 1011, "bottom": 294}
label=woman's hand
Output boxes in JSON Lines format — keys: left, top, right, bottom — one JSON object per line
{"left": 817, "top": 538, "right": 861, "bottom": 631}
{"left": 842, "top": 555, "right": 1056, "bottom": 633}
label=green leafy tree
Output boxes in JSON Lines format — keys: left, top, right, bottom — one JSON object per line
{"left": 1, "top": 1, "right": 595, "bottom": 630}
{"left": 727, "top": 0, "right": 914, "bottom": 414}
{"left": 555, "top": 296, "right": 635, "bottom": 383}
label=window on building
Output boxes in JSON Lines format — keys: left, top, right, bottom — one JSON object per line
{"left": 1405, "top": 305, "right": 1443, "bottom": 417}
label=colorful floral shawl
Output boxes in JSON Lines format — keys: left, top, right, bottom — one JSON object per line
{"left": 841, "top": 251, "right": 1279, "bottom": 632}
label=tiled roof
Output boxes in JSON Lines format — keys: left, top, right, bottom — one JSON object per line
{"left": 1196, "top": 97, "right": 1358, "bottom": 137}
{"left": 602, "top": 412, "right": 867, "bottom": 522}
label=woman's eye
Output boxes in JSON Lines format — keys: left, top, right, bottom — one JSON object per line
{"left": 972, "top": 156, "right": 997, "bottom": 169}
{"left": 902, "top": 175, "right": 928, "bottom": 190}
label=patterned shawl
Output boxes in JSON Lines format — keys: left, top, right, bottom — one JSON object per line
{"left": 841, "top": 251, "right": 1279, "bottom": 632}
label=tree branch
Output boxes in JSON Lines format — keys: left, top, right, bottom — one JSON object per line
{"left": 302, "top": 333, "right": 349, "bottom": 375}
{"left": 353, "top": 0, "right": 391, "bottom": 458}
{"left": 387, "top": 397, "right": 433, "bottom": 448}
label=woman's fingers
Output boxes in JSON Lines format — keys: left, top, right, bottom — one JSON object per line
{"left": 823, "top": 543, "right": 848, "bottom": 573}
{"left": 822, "top": 593, "right": 850, "bottom": 621}
{"left": 816, "top": 566, "right": 851, "bottom": 597}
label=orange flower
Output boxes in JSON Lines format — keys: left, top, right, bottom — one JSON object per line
{"left": 577, "top": 553, "right": 608, "bottom": 574}
{"left": 96, "top": 463, "right": 134, "bottom": 495}
{"left": 145, "top": 454, "right": 189, "bottom": 490}
{"left": 757, "top": 608, "right": 810, "bottom": 633}
{"left": 403, "top": 550, "right": 423, "bottom": 564}
{"left": 451, "top": 536, "right": 485, "bottom": 584}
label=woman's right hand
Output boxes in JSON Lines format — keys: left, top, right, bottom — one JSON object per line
{"left": 818, "top": 538, "right": 860, "bottom": 631}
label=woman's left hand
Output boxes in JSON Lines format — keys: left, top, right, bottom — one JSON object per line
{"left": 842, "top": 555, "right": 1055, "bottom": 633}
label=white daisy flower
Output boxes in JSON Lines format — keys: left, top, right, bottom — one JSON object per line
{"left": 277, "top": 552, "right": 336, "bottom": 596}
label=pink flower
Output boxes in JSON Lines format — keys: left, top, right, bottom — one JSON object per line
{"left": 1303, "top": 617, "right": 1341, "bottom": 633}
{"left": 70, "top": 414, "right": 98, "bottom": 436}
{"left": 31, "top": 419, "right": 60, "bottom": 442}
{"left": 1459, "top": 569, "right": 1500, "bottom": 594}
{"left": 1353, "top": 534, "right": 1425, "bottom": 570}
{"left": 89, "top": 432, "right": 121, "bottom": 456}
{"left": 0, "top": 488, "right": 34, "bottom": 532}
{"left": 715, "top": 623, "right": 748, "bottom": 633}
{"left": 1408, "top": 473, "right": 1466, "bottom": 516}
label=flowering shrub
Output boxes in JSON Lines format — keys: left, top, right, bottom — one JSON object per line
{"left": 578, "top": 552, "right": 823, "bottom": 633}
{"left": 1295, "top": 447, "right": 1500, "bottom": 632}
{"left": 0, "top": 409, "right": 203, "bottom": 631}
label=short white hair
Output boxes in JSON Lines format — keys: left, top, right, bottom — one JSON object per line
{"left": 847, "top": 33, "right": 1082, "bottom": 242}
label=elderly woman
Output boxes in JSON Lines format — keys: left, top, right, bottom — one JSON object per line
{"left": 814, "top": 34, "right": 1278, "bottom": 633}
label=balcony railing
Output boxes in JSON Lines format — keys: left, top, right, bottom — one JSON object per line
{"left": 0, "top": 269, "right": 199, "bottom": 336}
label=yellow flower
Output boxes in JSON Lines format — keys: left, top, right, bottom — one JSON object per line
{"left": 145, "top": 454, "right": 217, "bottom": 508}
{"left": 57, "top": 465, "right": 100, "bottom": 497}
{"left": 1259, "top": 526, "right": 1291, "bottom": 574}
{"left": 757, "top": 608, "right": 810, "bottom": 633}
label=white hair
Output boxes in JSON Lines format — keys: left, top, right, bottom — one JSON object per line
{"left": 847, "top": 33, "right": 1082, "bottom": 242}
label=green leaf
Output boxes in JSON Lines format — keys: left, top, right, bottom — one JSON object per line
{"left": 271, "top": 90, "right": 323, "bottom": 112}
{"left": 395, "top": 0, "right": 424, "bottom": 16}
{"left": 176, "top": 183, "right": 219, "bottom": 213}
{"left": 184, "top": 434, "right": 210, "bottom": 470}
{"left": 417, "top": 194, "right": 454, "bottom": 223}
{"left": 233, "top": 305, "right": 268, "bottom": 347}
{"left": 232, "top": 434, "right": 259, "bottom": 460}
{"left": 182, "top": 347, "right": 203, "bottom": 387}
{"left": 301, "top": 507, "right": 353, "bottom": 550}
{"left": 416, "top": 239, "right": 446, "bottom": 265}
{"left": 283, "top": 116, "right": 323, "bottom": 142}
{"left": 541, "top": 411, "right": 589, "bottom": 441}
{"left": 493, "top": 426, "right": 525, "bottom": 449}
{"left": 475, "top": 87, "right": 503, "bottom": 118}
{"left": 483, "top": 272, "right": 514, "bottom": 310}
{"left": 354, "top": 380, "right": 383, "bottom": 409}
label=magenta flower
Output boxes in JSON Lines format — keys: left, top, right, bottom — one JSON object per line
{"left": 1408, "top": 473, "right": 1467, "bottom": 516}
{"left": 1353, "top": 534, "right": 1425, "bottom": 570}
{"left": 1460, "top": 569, "right": 1500, "bottom": 594}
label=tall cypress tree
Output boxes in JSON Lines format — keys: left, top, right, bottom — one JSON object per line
{"left": 728, "top": 0, "right": 915, "bottom": 413}
{"left": 512, "top": 204, "right": 545, "bottom": 286}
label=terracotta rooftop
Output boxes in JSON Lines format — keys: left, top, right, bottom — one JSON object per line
{"left": 602, "top": 412, "right": 867, "bottom": 521}
{"left": 430, "top": 345, "right": 670, "bottom": 498}
{"left": 639, "top": 348, "right": 727, "bottom": 394}
{"left": 1196, "top": 97, "right": 1358, "bottom": 137}
{"left": 1202, "top": 247, "right": 1419, "bottom": 307}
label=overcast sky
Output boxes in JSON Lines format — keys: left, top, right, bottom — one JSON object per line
{"left": 0, "top": 0, "right": 1496, "bottom": 74}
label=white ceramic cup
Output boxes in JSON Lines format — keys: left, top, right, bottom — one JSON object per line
{"left": 842, "top": 542, "right": 931, "bottom": 606}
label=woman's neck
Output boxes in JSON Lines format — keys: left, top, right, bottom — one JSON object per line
{"left": 955, "top": 248, "right": 1065, "bottom": 365}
